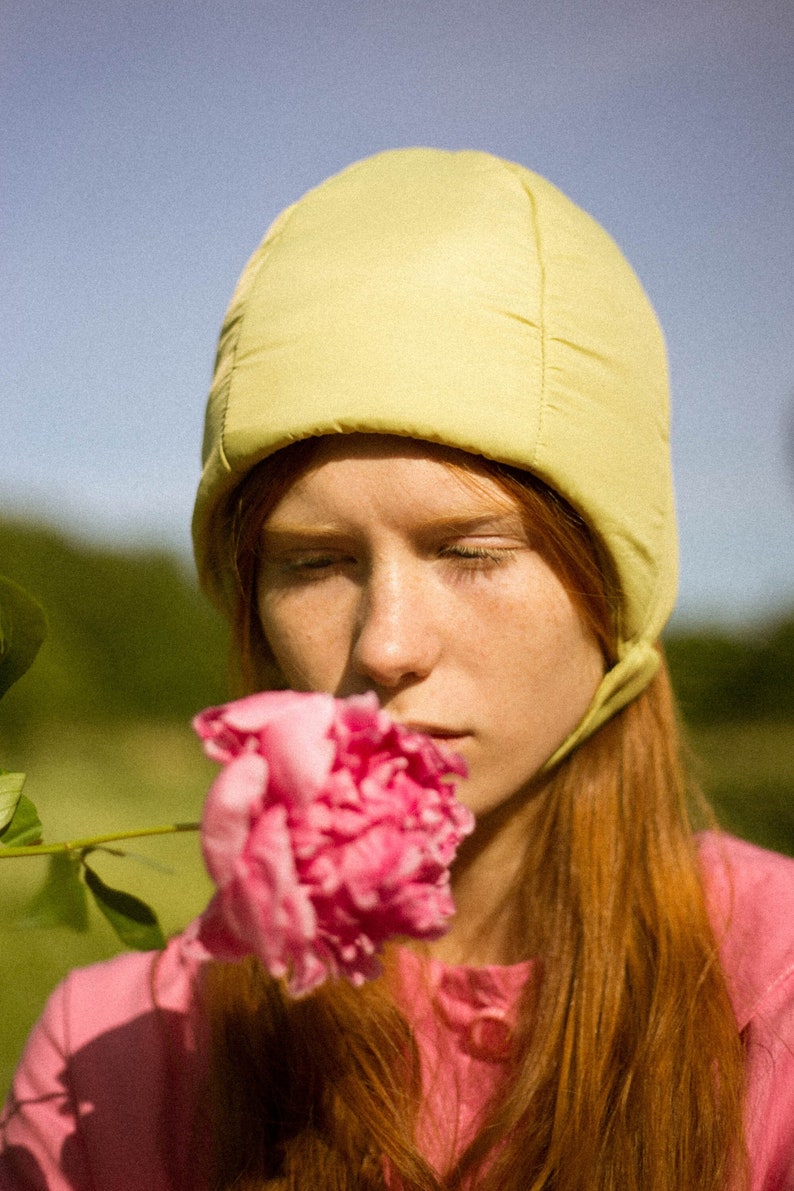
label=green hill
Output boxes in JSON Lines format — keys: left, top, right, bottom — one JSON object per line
{"left": 0, "top": 519, "right": 229, "bottom": 742}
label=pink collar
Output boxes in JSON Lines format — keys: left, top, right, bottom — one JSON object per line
{"left": 396, "top": 947, "right": 536, "bottom": 1062}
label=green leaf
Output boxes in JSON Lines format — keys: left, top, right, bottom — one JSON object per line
{"left": 0, "top": 575, "right": 47, "bottom": 699}
{"left": 18, "top": 852, "right": 89, "bottom": 931}
{"left": 0, "top": 791, "right": 43, "bottom": 848}
{"left": 83, "top": 861, "right": 166, "bottom": 951}
{"left": 0, "top": 770, "right": 26, "bottom": 832}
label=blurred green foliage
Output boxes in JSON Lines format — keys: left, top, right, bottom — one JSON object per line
{"left": 665, "top": 623, "right": 794, "bottom": 724}
{"left": 0, "top": 519, "right": 229, "bottom": 743}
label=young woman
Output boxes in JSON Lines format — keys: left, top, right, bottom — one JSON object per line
{"left": 3, "top": 149, "right": 794, "bottom": 1190}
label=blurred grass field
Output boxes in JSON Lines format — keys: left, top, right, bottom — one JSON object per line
{"left": 0, "top": 721, "right": 215, "bottom": 1096}
{"left": 2, "top": 716, "right": 793, "bottom": 1099}
{"left": 689, "top": 720, "right": 794, "bottom": 856}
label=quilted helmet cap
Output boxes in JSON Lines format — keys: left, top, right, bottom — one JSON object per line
{"left": 192, "top": 149, "right": 677, "bottom": 766}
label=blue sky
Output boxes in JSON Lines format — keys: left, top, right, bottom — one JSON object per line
{"left": 2, "top": 0, "right": 792, "bottom": 624}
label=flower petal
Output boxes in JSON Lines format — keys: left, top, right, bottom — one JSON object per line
{"left": 257, "top": 693, "right": 336, "bottom": 805}
{"left": 201, "top": 752, "right": 268, "bottom": 885}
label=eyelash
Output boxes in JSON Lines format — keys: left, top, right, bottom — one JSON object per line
{"left": 271, "top": 544, "right": 515, "bottom": 579}
{"left": 439, "top": 544, "right": 512, "bottom": 566}
{"left": 281, "top": 555, "right": 342, "bottom": 573}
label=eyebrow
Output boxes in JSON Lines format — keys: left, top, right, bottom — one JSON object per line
{"left": 260, "top": 512, "right": 527, "bottom": 542}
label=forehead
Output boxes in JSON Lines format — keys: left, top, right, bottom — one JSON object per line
{"left": 266, "top": 434, "right": 522, "bottom": 522}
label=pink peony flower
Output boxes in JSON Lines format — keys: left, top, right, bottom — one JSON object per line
{"left": 182, "top": 690, "right": 472, "bottom": 996}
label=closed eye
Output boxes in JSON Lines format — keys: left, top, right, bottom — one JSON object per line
{"left": 261, "top": 551, "right": 364, "bottom": 588}
{"left": 439, "top": 544, "right": 517, "bottom": 567}
{"left": 287, "top": 555, "right": 339, "bottom": 569}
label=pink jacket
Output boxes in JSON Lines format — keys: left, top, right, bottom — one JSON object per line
{"left": 2, "top": 832, "right": 794, "bottom": 1189}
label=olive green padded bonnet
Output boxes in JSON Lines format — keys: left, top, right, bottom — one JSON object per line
{"left": 193, "top": 149, "right": 676, "bottom": 762}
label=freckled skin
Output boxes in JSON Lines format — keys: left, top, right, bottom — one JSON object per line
{"left": 256, "top": 435, "right": 604, "bottom": 821}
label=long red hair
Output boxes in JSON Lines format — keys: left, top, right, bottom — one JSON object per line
{"left": 200, "top": 438, "right": 747, "bottom": 1190}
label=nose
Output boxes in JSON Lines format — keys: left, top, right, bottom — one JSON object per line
{"left": 349, "top": 560, "right": 441, "bottom": 692}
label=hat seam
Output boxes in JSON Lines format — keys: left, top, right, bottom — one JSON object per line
{"left": 217, "top": 206, "right": 300, "bottom": 477}
{"left": 503, "top": 162, "right": 546, "bottom": 474}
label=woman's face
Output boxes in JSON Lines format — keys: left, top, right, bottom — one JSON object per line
{"left": 256, "top": 436, "right": 604, "bottom": 818}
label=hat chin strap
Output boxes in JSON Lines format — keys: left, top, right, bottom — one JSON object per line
{"left": 541, "top": 640, "right": 660, "bottom": 773}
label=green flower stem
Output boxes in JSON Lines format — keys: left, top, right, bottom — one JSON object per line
{"left": 0, "top": 822, "right": 201, "bottom": 858}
